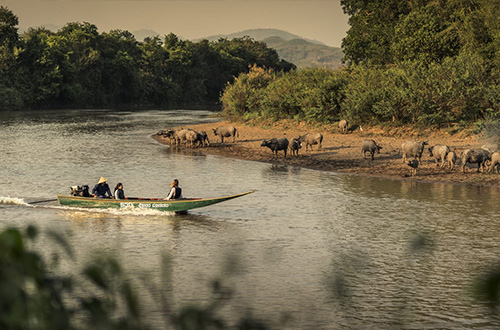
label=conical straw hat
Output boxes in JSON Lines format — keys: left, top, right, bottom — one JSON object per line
{"left": 98, "top": 177, "right": 107, "bottom": 184}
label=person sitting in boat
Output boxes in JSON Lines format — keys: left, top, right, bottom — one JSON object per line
{"left": 114, "top": 182, "right": 125, "bottom": 200}
{"left": 92, "top": 177, "right": 113, "bottom": 198}
{"left": 164, "top": 179, "right": 182, "bottom": 200}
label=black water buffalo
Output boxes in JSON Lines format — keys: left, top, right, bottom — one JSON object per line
{"left": 185, "top": 130, "right": 210, "bottom": 147}
{"left": 361, "top": 139, "right": 382, "bottom": 160}
{"left": 347, "top": 124, "right": 363, "bottom": 133}
{"left": 197, "top": 130, "right": 210, "bottom": 147}
{"left": 298, "top": 133, "right": 323, "bottom": 151}
{"left": 428, "top": 144, "right": 450, "bottom": 168}
{"left": 461, "top": 148, "right": 491, "bottom": 173}
{"left": 338, "top": 120, "right": 348, "bottom": 134}
{"left": 156, "top": 129, "right": 176, "bottom": 144}
{"left": 401, "top": 140, "right": 429, "bottom": 163}
{"left": 407, "top": 159, "right": 419, "bottom": 176}
{"left": 212, "top": 126, "right": 238, "bottom": 143}
{"left": 261, "top": 138, "right": 289, "bottom": 160}
{"left": 290, "top": 138, "right": 302, "bottom": 156}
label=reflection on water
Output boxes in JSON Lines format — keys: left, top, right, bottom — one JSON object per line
{"left": 0, "top": 109, "right": 500, "bottom": 328}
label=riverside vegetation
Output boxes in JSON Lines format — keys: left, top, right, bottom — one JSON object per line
{"left": 0, "top": 7, "right": 294, "bottom": 110}
{"left": 221, "top": 0, "right": 500, "bottom": 134}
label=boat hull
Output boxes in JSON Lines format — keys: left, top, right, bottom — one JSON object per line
{"left": 57, "top": 191, "right": 254, "bottom": 213}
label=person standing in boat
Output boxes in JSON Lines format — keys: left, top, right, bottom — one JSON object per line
{"left": 92, "top": 177, "right": 113, "bottom": 198}
{"left": 114, "top": 182, "right": 125, "bottom": 199}
{"left": 164, "top": 179, "right": 182, "bottom": 200}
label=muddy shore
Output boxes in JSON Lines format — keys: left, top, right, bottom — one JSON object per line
{"left": 153, "top": 120, "right": 500, "bottom": 188}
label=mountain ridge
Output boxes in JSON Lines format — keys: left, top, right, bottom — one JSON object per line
{"left": 197, "top": 28, "right": 326, "bottom": 46}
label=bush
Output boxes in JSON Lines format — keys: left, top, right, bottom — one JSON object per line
{"left": 220, "top": 65, "right": 274, "bottom": 119}
{"left": 221, "top": 67, "right": 348, "bottom": 124}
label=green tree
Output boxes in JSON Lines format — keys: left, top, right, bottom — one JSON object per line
{"left": 341, "top": 0, "right": 411, "bottom": 65}
{"left": 138, "top": 36, "right": 180, "bottom": 107}
{"left": 164, "top": 33, "right": 207, "bottom": 105}
{"left": 0, "top": 5, "right": 18, "bottom": 51}
{"left": 391, "top": 3, "right": 460, "bottom": 64}
{"left": 17, "top": 28, "right": 64, "bottom": 108}
{"left": 99, "top": 30, "right": 141, "bottom": 105}
{"left": 220, "top": 65, "right": 275, "bottom": 119}
{"left": 54, "top": 22, "right": 102, "bottom": 107}
{"left": 0, "top": 6, "right": 23, "bottom": 109}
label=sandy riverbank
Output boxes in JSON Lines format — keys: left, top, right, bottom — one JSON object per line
{"left": 153, "top": 120, "right": 500, "bottom": 188}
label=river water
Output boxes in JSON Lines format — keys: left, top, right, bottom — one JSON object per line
{"left": 1, "top": 109, "right": 500, "bottom": 329}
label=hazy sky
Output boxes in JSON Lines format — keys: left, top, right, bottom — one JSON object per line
{"left": 0, "top": 0, "right": 349, "bottom": 47}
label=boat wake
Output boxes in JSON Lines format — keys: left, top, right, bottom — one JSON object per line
{"left": 0, "top": 196, "right": 179, "bottom": 216}
{"left": 54, "top": 205, "right": 177, "bottom": 216}
{"left": 0, "top": 196, "right": 32, "bottom": 206}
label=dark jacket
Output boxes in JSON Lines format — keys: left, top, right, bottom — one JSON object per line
{"left": 92, "top": 183, "right": 112, "bottom": 198}
{"left": 114, "top": 188, "right": 125, "bottom": 199}
{"left": 173, "top": 187, "right": 182, "bottom": 199}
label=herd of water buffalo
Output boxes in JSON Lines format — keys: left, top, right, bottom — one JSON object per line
{"left": 398, "top": 140, "right": 500, "bottom": 176}
{"left": 157, "top": 124, "right": 500, "bottom": 176}
{"left": 156, "top": 126, "right": 237, "bottom": 147}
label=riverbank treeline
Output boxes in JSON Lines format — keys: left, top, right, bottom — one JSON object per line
{"left": 0, "top": 7, "right": 294, "bottom": 111}
{"left": 221, "top": 0, "right": 500, "bottom": 127}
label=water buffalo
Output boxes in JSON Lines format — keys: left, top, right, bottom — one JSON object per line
{"left": 446, "top": 151, "right": 457, "bottom": 170}
{"left": 212, "top": 126, "right": 238, "bottom": 143}
{"left": 428, "top": 144, "right": 450, "bottom": 168}
{"left": 401, "top": 140, "right": 429, "bottom": 163}
{"left": 197, "top": 130, "right": 210, "bottom": 147}
{"left": 172, "top": 129, "right": 192, "bottom": 146}
{"left": 185, "top": 130, "right": 210, "bottom": 148}
{"left": 338, "top": 120, "right": 348, "bottom": 134}
{"left": 156, "top": 129, "right": 176, "bottom": 144}
{"left": 290, "top": 138, "right": 302, "bottom": 156}
{"left": 461, "top": 148, "right": 491, "bottom": 173}
{"left": 361, "top": 139, "right": 382, "bottom": 160}
{"left": 489, "top": 152, "right": 500, "bottom": 174}
{"left": 347, "top": 124, "right": 363, "bottom": 133}
{"left": 407, "top": 159, "right": 419, "bottom": 176}
{"left": 261, "top": 137, "right": 289, "bottom": 160}
{"left": 298, "top": 133, "right": 323, "bottom": 151}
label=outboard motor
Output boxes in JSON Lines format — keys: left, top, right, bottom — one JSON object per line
{"left": 70, "top": 185, "right": 90, "bottom": 197}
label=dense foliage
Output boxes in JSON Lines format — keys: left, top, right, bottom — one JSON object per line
{"left": 222, "top": 0, "right": 500, "bottom": 127}
{"left": 1, "top": 224, "right": 500, "bottom": 329}
{"left": 0, "top": 225, "right": 277, "bottom": 329}
{"left": 221, "top": 66, "right": 347, "bottom": 123}
{"left": 0, "top": 7, "right": 294, "bottom": 110}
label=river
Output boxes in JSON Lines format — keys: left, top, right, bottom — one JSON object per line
{"left": 1, "top": 109, "right": 500, "bottom": 329}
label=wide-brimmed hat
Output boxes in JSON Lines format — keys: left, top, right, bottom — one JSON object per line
{"left": 98, "top": 177, "right": 107, "bottom": 184}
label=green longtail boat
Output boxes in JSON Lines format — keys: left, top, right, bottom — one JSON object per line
{"left": 57, "top": 191, "right": 254, "bottom": 213}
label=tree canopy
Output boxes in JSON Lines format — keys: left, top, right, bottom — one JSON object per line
{"left": 0, "top": 6, "right": 295, "bottom": 110}
{"left": 341, "top": 0, "right": 500, "bottom": 66}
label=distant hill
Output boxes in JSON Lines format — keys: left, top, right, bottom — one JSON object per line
{"left": 199, "top": 28, "right": 325, "bottom": 45}
{"left": 263, "top": 37, "right": 343, "bottom": 69}
{"left": 199, "top": 28, "right": 344, "bottom": 69}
